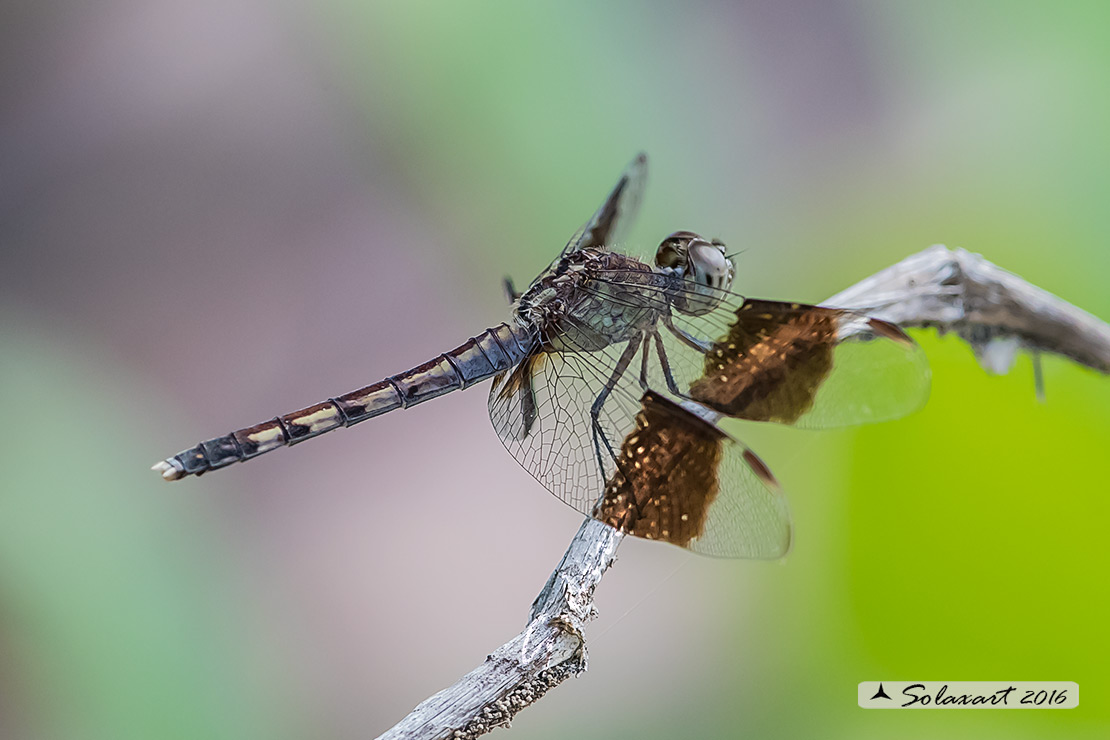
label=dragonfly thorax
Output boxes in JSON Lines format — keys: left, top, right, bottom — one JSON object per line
{"left": 518, "top": 249, "right": 660, "bottom": 353}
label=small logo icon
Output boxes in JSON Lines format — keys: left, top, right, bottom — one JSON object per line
{"left": 870, "top": 683, "right": 892, "bottom": 701}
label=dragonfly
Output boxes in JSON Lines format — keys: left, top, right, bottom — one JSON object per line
{"left": 153, "top": 154, "right": 930, "bottom": 558}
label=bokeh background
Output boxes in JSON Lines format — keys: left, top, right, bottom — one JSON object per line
{"left": 2, "top": 1, "right": 1108, "bottom": 738}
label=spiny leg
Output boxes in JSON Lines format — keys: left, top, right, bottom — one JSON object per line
{"left": 590, "top": 336, "right": 642, "bottom": 484}
{"left": 662, "top": 314, "right": 711, "bottom": 353}
{"left": 650, "top": 330, "right": 684, "bottom": 396}
{"left": 639, "top": 336, "right": 653, "bottom": 389}
{"left": 502, "top": 276, "right": 521, "bottom": 304}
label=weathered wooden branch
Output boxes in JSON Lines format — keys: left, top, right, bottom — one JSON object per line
{"left": 825, "top": 245, "right": 1110, "bottom": 374}
{"left": 378, "top": 245, "right": 1110, "bottom": 740}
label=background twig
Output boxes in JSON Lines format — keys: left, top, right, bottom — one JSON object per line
{"left": 378, "top": 245, "right": 1110, "bottom": 740}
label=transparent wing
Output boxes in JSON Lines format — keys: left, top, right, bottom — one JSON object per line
{"left": 488, "top": 325, "right": 791, "bottom": 558}
{"left": 693, "top": 431, "right": 792, "bottom": 558}
{"left": 488, "top": 341, "right": 643, "bottom": 516}
{"left": 561, "top": 153, "right": 648, "bottom": 256}
{"left": 582, "top": 271, "right": 931, "bottom": 429}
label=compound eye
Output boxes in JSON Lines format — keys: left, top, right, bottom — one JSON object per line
{"left": 654, "top": 231, "right": 704, "bottom": 269}
{"left": 687, "top": 239, "right": 734, "bottom": 290}
{"left": 672, "top": 238, "right": 735, "bottom": 316}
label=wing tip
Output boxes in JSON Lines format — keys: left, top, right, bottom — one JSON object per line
{"left": 867, "top": 317, "right": 915, "bottom": 347}
{"left": 780, "top": 519, "right": 795, "bottom": 559}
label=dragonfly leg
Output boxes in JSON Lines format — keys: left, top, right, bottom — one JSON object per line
{"left": 589, "top": 336, "right": 641, "bottom": 479}
{"left": 591, "top": 416, "right": 619, "bottom": 497}
{"left": 650, "top": 330, "right": 684, "bottom": 396}
{"left": 662, "top": 314, "right": 711, "bottom": 353}
{"left": 502, "top": 276, "right": 521, "bottom": 304}
{"left": 638, "top": 336, "right": 652, "bottom": 390}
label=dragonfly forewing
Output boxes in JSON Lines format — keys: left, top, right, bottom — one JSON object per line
{"left": 578, "top": 273, "right": 931, "bottom": 429}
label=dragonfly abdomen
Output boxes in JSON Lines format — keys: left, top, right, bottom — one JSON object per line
{"left": 153, "top": 322, "right": 534, "bottom": 481}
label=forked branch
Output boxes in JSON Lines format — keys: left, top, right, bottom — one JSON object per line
{"left": 378, "top": 245, "right": 1110, "bottom": 740}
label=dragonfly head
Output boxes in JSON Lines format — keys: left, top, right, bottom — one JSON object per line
{"left": 654, "top": 231, "right": 734, "bottom": 315}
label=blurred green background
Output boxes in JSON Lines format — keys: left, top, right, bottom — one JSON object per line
{"left": 2, "top": 1, "right": 1108, "bottom": 738}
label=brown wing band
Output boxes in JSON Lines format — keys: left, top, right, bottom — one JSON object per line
{"left": 688, "top": 299, "right": 838, "bottom": 422}
{"left": 593, "top": 391, "right": 724, "bottom": 548}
